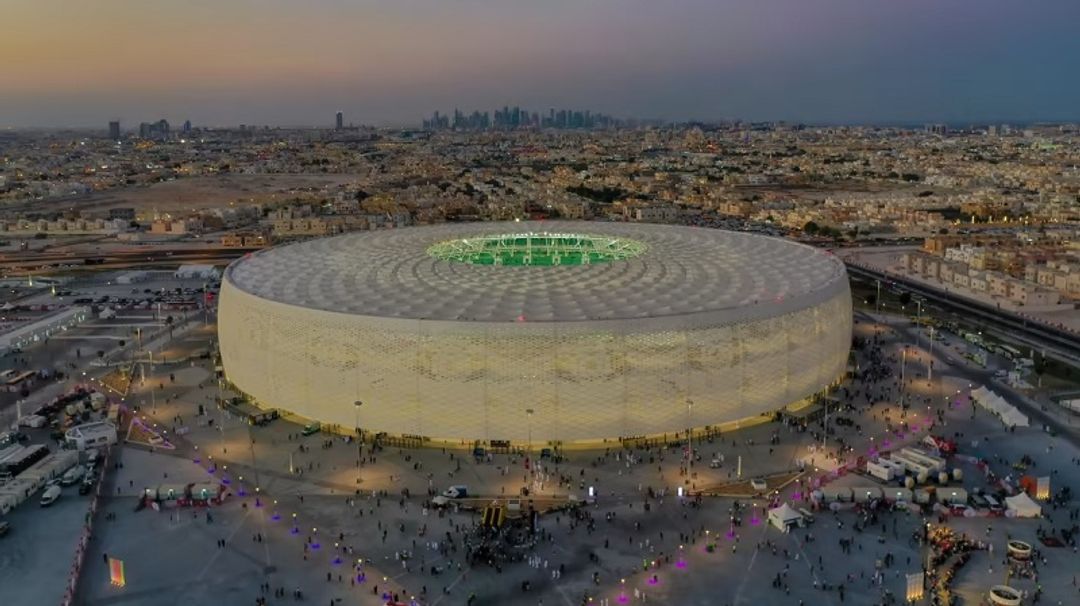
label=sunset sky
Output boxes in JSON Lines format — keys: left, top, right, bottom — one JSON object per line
{"left": 5, "top": 0, "right": 1080, "bottom": 127}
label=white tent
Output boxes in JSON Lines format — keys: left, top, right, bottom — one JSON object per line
{"left": 971, "top": 385, "right": 1029, "bottom": 428}
{"left": 1005, "top": 492, "right": 1041, "bottom": 518}
{"left": 768, "top": 503, "right": 803, "bottom": 532}
{"left": 999, "top": 407, "right": 1029, "bottom": 428}
{"left": 174, "top": 264, "right": 220, "bottom": 280}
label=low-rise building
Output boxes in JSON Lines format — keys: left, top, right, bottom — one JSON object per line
{"left": 221, "top": 230, "right": 270, "bottom": 248}
{"left": 628, "top": 205, "right": 679, "bottom": 223}
{"left": 65, "top": 421, "right": 118, "bottom": 451}
{"left": 1007, "top": 280, "right": 1061, "bottom": 307}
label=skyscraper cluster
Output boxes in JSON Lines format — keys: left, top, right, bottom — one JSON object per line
{"left": 423, "top": 106, "right": 622, "bottom": 131}
{"left": 138, "top": 119, "right": 171, "bottom": 141}
{"left": 127, "top": 118, "right": 193, "bottom": 141}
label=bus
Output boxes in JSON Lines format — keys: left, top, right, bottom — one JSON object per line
{"left": 962, "top": 332, "right": 985, "bottom": 348}
{"left": 1, "top": 370, "right": 36, "bottom": 393}
{"left": 999, "top": 344, "right": 1022, "bottom": 361}
{"left": 0, "top": 444, "right": 49, "bottom": 476}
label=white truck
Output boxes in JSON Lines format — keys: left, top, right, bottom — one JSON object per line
{"left": 432, "top": 485, "right": 470, "bottom": 507}
{"left": 442, "top": 485, "right": 469, "bottom": 499}
{"left": 17, "top": 415, "right": 47, "bottom": 429}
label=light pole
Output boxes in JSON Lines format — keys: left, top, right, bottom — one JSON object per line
{"left": 900, "top": 346, "right": 908, "bottom": 409}
{"left": 525, "top": 408, "right": 534, "bottom": 455}
{"left": 217, "top": 377, "right": 226, "bottom": 454}
{"left": 914, "top": 300, "right": 923, "bottom": 349}
{"left": 875, "top": 279, "right": 881, "bottom": 315}
{"left": 686, "top": 399, "right": 694, "bottom": 468}
{"left": 353, "top": 400, "right": 362, "bottom": 485}
{"left": 821, "top": 389, "right": 828, "bottom": 451}
{"left": 927, "top": 326, "right": 935, "bottom": 385}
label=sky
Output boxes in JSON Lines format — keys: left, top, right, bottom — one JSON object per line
{"left": 4, "top": 0, "right": 1080, "bottom": 128}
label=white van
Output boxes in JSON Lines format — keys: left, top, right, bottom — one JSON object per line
{"left": 40, "top": 484, "right": 61, "bottom": 507}
{"left": 60, "top": 465, "right": 85, "bottom": 487}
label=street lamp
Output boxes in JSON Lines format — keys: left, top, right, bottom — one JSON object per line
{"left": 354, "top": 400, "right": 363, "bottom": 485}
{"left": 525, "top": 408, "right": 534, "bottom": 455}
{"left": 927, "top": 326, "right": 935, "bottom": 385}
{"left": 686, "top": 399, "right": 694, "bottom": 468}
{"left": 914, "top": 299, "right": 923, "bottom": 349}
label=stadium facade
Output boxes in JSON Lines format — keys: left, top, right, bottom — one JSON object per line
{"left": 218, "top": 222, "right": 852, "bottom": 445}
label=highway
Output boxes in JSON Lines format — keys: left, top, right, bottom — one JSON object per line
{"left": 0, "top": 247, "right": 257, "bottom": 275}
{"left": 846, "top": 262, "right": 1080, "bottom": 366}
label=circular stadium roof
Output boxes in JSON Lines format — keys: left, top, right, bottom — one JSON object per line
{"left": 224, "top": 221, "right": 848, "bottom": 323}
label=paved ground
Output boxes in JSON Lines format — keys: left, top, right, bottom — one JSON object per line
{"left": 0, "top": 484, "right": 94, "bottom": 606}
{"left": 3, "top": 290, "right": 1079, "bottom": 606}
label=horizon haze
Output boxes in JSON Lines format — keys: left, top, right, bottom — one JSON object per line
{"left": 5, "top": 0, "right": 1080, "bottom": 128}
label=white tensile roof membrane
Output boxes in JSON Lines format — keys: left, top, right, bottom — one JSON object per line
{"left": 224, "top": 221, "right": 848, "bottom": 324}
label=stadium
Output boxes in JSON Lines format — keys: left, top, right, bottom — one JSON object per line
{"left": 217, "top": 221, "right": 852, "bottom": 446}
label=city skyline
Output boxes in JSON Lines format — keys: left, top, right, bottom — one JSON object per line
{"left": 5, "top": 0, "right": 1080, "bottom": 128}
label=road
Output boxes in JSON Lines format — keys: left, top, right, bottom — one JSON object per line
{"left": 846, "top": 262, "right": 1080, "bottom": 362}
{"left": 0, "top": 247, "right": 256, "bottom": 275}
